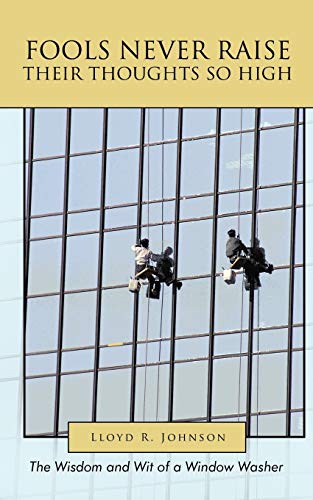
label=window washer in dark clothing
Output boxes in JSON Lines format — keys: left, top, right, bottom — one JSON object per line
{"left": 226, "top": 229, "right": 249, "bottom": 263}
{"left": 250, "top": 238, "right": 274, "bottom": 275}
{"left": 151, "top": 246, "right": 183, "bottom": 290}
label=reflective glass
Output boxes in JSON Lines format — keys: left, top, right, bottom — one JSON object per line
{"left": 102, "top": 228, "right": 136, "bottom": 286}
{"left": 67, "top": 210, "right": 100, "bottom": 234}
{"left": 63, "top": 291, "right": 97, "bottom": 349}
{"left": 61, "top": 349, "right": 95, "bottom": 372}
{"left": 26, "top": 353, "right": 57, "bottom": 376}
{"left": 254, "top": 269, "right": 289, "bottom": 328}
{"left": 105, "top": 206, "right": 137, "bottom": 229}
{"left": 215, "top": 273, "right": 249, "bottom": 332}
{"left": 136, "top": 341, "right": 170, "bottom": 364}
{"left": 65, "top": 233, "right": 99, "bottom": 291}
{"left": 219, "top": 132, "right": 254, "bottom": 192}
{"left": 176, "top": 278, "right": 210, "bottom": 336}
{"left": 258, "top": 185, "right": 292, "bottom": 210}
{"left": 135, "top": 365, "right": 169, "bottom": 421}
{"left": 26, "top": 377, "right": 56, "bottom": 435}
{"left": 212, "top": 357, "right": 247, "bottom": 416}
{"left": 259, "top": 127, "right": 294, "bottom": 185}
{"left": 291, "top": 412, "right": 304, "bottom": 436}
{"left": 138, "top": 282, "right": 172, "bottom": 341}
{"left": 221, "top": 108, "right": 255, "bottom": 133}
{"left": 173, "top": 361, "right": 208, "bottom": 419}
{"left": 68, "top": 154, "right": 102, "bottom": 211}
{"left": 181, "top": 138, "right": 215, "bottom": 196}
{"left": 178, "top": 219, "right": 212, "bottom": 277}
{"left": 30, "top": 215, "right": 63, "bottom": 238}
{"left": 251, "top": 413, "right": 286, "bottom": 436}
{"left": 175, "top": 336, "right": 209, "bottom": 361}
{"left": 252, "top": 352, "right": 287, "bottom": 412}
{"left": 107, "top": 109, "right": 141, "bottom": 148}
{"left": 70, "top": 108, "right": 103, "bottom": 153}
{"left": 97, "top": 369, "right": 131, "bottom": 421}
{"left": 99, "top": 345, "right": 132, "bottom": 368}
{"left": 180, "top": 195, "right": 214, "bottom": 220}
{"left": 100, "top": 288, "right": 134, "bottom": 344}
{"left": 182, "top": 109, "right": 216, "bottom": 137}
{"left": 297, "top": 125, "right": 303, "bottom": 181}
{"left": 33, "top": 109, "right": 67, "bottom": 158}
{"left": 260, "top": 108, "right": 294, "bottom": 127}
{"left": 26, "top": 295, "right": 59, "bottom": 353}
{"left": 218, "top": 190, "right": 252, "bottom": 215}
{"left": 256, "top": 209, "right": 291, "bottom": 266}
{"left": 106, "top": 149, "right": 139, "bottom": 205}
{"left": 28, "top": 238, "right": 62, "bottom": 295}
{"left": 145, "top": 108, "right": 178, "bottom": 142}
{"left": 214, "top": 333, "right": 248, "bottom": 356}
{"left": 31, "top": 159, "right": 65, "bottom": 215}
{"left": 293, "top": 267, "right": 304, "bottom": 324}
{"left": 291, "top": 351, "right": 304, "bottom": 409}
{"left": 59, "top": 373, "right": 93, "bottom": 432}
{"left": 253, "top": 328, "right": 288, "bottom": 353}
{"left": 143, "top": 143, "right": 177, "bottom": 200}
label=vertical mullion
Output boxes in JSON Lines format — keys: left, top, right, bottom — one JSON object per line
{"left": 24, "top": 108, "right": 34, "bottom": 436}
{"left": 246, "top": 108, "right": 261, "bottom": 437}
{"left": 168, "top": 108, "right": 183, "bottom": 422}
{"left": 207, "top": 108, "right": 221, "bottom": 421}
{"left": 54, "top": 108, "right": 71, "bottom": 436}
{"left": 130, "top": 108, "right": 146, "bottom": 421}
{"left": 286, "top": 108, "right": 300, "bottom": 436}
{"left": 92, "top": 108, "right": 108, "bottom": 422}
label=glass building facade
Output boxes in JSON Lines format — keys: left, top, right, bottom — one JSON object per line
{"left": 24, "top": 108, "right": 304, "bottom": 437}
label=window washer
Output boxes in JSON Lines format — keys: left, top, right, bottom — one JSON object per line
{"left": 226, "top": 229, "right": 249, "bottom": 263}
{"left": 251, "top": 238, "right": 274, "bottom": 275}
{"left": 131, "top": 238, "right": 152, "bottom": 277}
{"left": 151, "top": 246, "right": 183, "bottom": 290}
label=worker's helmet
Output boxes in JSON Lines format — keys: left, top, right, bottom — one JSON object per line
{"left": 227, "top": 229, "right": 236, "bottom": 237}
{"left": 140, "top": 238, "right": 149, "bottom": 248}
{"left": 164, "top": 246, "right": 173, "bottom": 256}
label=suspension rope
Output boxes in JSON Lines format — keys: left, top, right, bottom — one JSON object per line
{"left": 143, "top": 108, "right": 151, "bottom": 421}
{"left": 237, "top": 109, "right": 244, "bottom": 420}
{"left": 156, "top": 108, "right": 166, "bottom": 420}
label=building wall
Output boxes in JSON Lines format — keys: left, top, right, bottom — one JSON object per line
{"left": 24, "top": 108, "right": 304, "bottom": 437}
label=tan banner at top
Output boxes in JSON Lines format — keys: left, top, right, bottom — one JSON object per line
{"left": 0, "top": 0, "right": 312, "bottom": 107}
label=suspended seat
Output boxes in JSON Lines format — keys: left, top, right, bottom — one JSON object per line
{"left": 223, "top": 269, "right": 236, "bottom": 285}
{"left": 135, "top": 265, "right": 156, "bottom": 280}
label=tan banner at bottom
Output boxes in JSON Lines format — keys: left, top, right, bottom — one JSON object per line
{"left": 68, "top": 422, "right": 246, "bottom": 453}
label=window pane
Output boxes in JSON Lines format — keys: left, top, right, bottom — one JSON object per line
{"left": 254, "top": 269, "right": 289, "bottom": 328}
{"left": 105, "top": 206, "right": 137, "bottom": 229}
{"left": 253, "top": 328, "right": 288, "bottom": 352}
{"left": 219, "top": 132, "right": 254, "bottom": 192}
{"left": 59, "top": 373, "right": 93, "bottom": 432}
{"left": 137, "top": 341, "right": 170, "bottom": 364}
{"left": 61, "top": 349, "right": 95, "bottom": 372}
{"left": 145, "top": 108, "right": 178, "bottom": 142}
{"left": 100, "top": 288, "right": 134, "bottom": 344}
{"left": 221, "top": 109, "right": 255, "bottom": 133}
{"left": 28, "top": 238, "right": 62, "bottom": 295}
{"left": 67, "top": 210, "right": 100, "bottom": 234}
{"left": 70, "top": 109, "right": 103, "bottom": 153}
{"left": 295, "top": 208, "right": 303, "bottom": 264}
{"left": 33, "top": 109, "right": 67, "bottom": 158}
{"left": 107, "top": 109, "right": 141, "bottom": 148}
{"left": 251, "top": 413, "right": 286, "bottom": 436}
{"left": 138, "top": 283, "right": 172, "bottom": 341}
{"left": 143, "top": 143, "right": 177, "bottom": 200}
{"left": 176, "top": 278, "right": 210, "bottom": 336}
{"left": 181, "top": 138, "right": 215, "bottom": 196}
{"left": 63, "top": 291, "right": 97, "bottom": 349}
{"left": 180, "top": 195, "right": 214, "bottom": 220}
{"left": 215, "top": 274, "right": 249, "bottom": 332}
{"left": 31, "top": 159, "right": 65, "bottom": 215}
{"left": 182, "top": 109, "right": 216, "bottom": 137}
{"left": 30, "top": 215, "right": 63, "bottom": 238}
{"left": 26, "top": 353, "right": 57, "bottom": 376}
{"left": 291, "top": 351, "right": 304, "bottom": 409}
{"left": 291, "top": 412, "right": 304, "bottom": 436}
{"left": 212, "top": 357, "right": 247, "bottom": 416}
{"left": 259, "top": 127, "right": 294, "bottom": 185}
{"left": 135, "top": 365, "right": 169, "bottom": 421}
{"left": 97, "top": 369, "right": 131, "bottom": 421}
{"left": 218, "top": 190, "right": 252, "bottom": 215}
{"left": 293, "top": 267, "right": 304, "bottom": 324}
{"left": 214, "top": 333, "right": 248, "bottom": 356}
{"left": 142, "top": 201, "right": 175, "bottom": 225}
{"left": 68, "top": 154, "right": 102, "bottom": 211}
{"left": 173, "top": 361, "right": 208, "bottom": 419}
{"left": 26, "top": 377, "right": 56, "bottom": 435}
{"left": 178, "top": 219, "right": 212, "bottom": 277}
{"left": 252, "top": 352, "right": 287, "bottom": 412}
{"left": 26, "top": 296, "right": 59, "bottom": 353}
{"left": 175, "top": 336, "right": 209, "bottom": 361}
{"left": 258, "top": 185, "right": 291, "bottom": 210}
{"left": 260, "top": 108, "right": 294, "bottom": 127}
{"left": 99, "top": 345, "right": 132, "bottom": 368}
{"left": 256, "top": 209, "right": 291, "bottom": 266}
{"left": 65, "top": 234, "right": 99, "bottom": 291}
{"left": 106, "top": 149, "right": 139, "bottom": 205}
{"left": 103, "top": 229, "right": 135, "bottom": 286}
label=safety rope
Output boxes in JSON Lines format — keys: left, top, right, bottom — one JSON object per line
{"left": 237, "top": 109, "right": 244, "bottom": 420}
{"left": 156, "top": 108, "right": 165, "bottom": 420}
{"left": 143, "top": 108, "right": 151, "bottom": 421}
